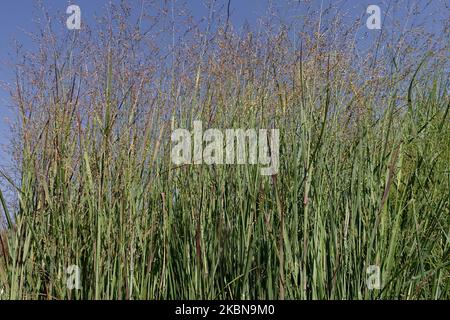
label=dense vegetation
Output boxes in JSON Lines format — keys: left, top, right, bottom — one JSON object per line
{"left": 0, "top": 1, "right": 448, "bottom": 299}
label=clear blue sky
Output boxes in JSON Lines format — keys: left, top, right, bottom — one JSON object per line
{"left": 0, "top": 0, "right": 447, "bottom": 168}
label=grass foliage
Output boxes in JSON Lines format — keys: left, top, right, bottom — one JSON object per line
{"left": 0, "top": 1, "right": 449, "bottom": 299}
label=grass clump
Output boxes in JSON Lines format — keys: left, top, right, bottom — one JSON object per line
{"left": 0, "top": 1, "right": 448, "bottom": 300}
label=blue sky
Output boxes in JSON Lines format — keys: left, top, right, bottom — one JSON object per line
{"left": 0, "top": 0, "right": 447, "bottom": 169}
